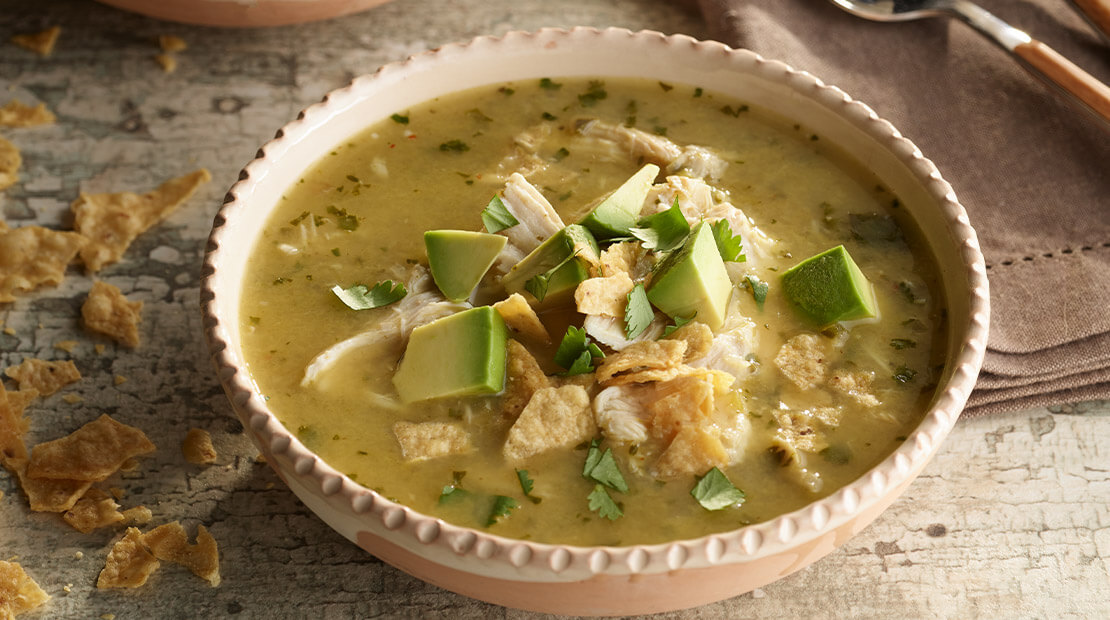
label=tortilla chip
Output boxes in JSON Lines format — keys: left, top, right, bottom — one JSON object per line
{"left": 181, "top": 428, "right": 217, "bottom": 465}
{"left": 392, "top": 421, "right": 471, "bottom": 463}
{"left": 72, "top": 169, "right": 211, "bottom": 272}
{"left": 648, "top": 374, "right": 716, "bottom": 443}
{"left": 153, "top": 53, "right": 177, "bottom": 74}
{"left": 81, "top": 281, "right": 142, "bottom": 348}
{"left": 27, "top": 414, "right": 155, "bottom": 481}
{"left": 0, "top": 225, "right": 86, "bottom": 302}
{"left": 63, "top": 488, "right": 125, "bottom": 533}
{"left": 121, "top": 506, "right": 152, "bottom": 525}
{"left": 652, "top": 426, "right": 728, "bottom": 480}
{"left": 596, "top": 339, "right": 687, "bottom": 386}
{"left": 4, "top": 359, "right": 81, "bottom": 396}
{"left": 10, "top": 26, "right": 60, "bottom": 57}
{"left": 493, "top": 293, "right": 549, "bottom": 343}
{"left": 503, "top": 385, "right": 594, "bottom": 462}
{"left": 0, "top": 561, "right": 50, "bottom": 618}
{"left": 8, "top": 458, "right": 92, "bottom": 512}
{"left": 772, "top": 409, "right": 831, "bottom": 454}
{"left": 774, "top": 334, "right": 827, "bottom": 390}
{"left": 97, "top": 528, "right": 160, "bottom": 589}
{"left": 665, "top": 321, "right": 714, "bottom": 362}
{"left": 598, "top": 241, "right": 640, "bottom": 277}
{"left": 0, "top": 137, "right": 21, "bottom": 192}
{"left": 53, "top": 340, "right": 78, "bottom": 353}
{"left": 574, "top": 272, "right": 634, "bottom": 317}
{"left": 828, "top": 368, "right": 880, "bottom": 407}
{"left": 0, "top": 101, "right": 56, "bottom": 128}
{"left": 0, "top": 383, "right": 37, "bottom": 464}
{"left": 500, "top": 340, "right": 552, "bottom": 422}
{"left": 142, "top": 522, "right": 220, "bottom": 587}
{"left": 158, "top": 35, "right": 187, "bottom": 53}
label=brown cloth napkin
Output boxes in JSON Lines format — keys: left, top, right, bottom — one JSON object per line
{"left": 690, "top": 0, "right": 1110, "bottom": 416}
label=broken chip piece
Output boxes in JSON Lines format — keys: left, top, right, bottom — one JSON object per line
{"left": 0, "top": 136, "right": 21, "bottom": 191}
{"left": 27, "top": 414, "right": 155, "bottom": 482}
{"left": 10, "top": 26, "right": 60, "bottom": 57}
{"left": 4, "top": 358, "right": 81, "bottom": 396}
{"left": 0, "top": 100, "right": 56, "bottom": 128}
{"left": 0, "top": 225, "right": 86, "bottom": 302}
{"left": 181, "top": 428, "right": 217, "bottom": 465}
{"left": 62, "top": 488, "right": 125, "bottom": 534}
{"left": 81, "top": 281, "right": 143, "bottom": 348}
{"left": 97, "top": 527, "right": 160, "bottom": 589}
{"left": 0, "top": 560, "right": 50, "bottom": 618}
{"left": 141, "top": 522, "right": 221, "bottom": 587}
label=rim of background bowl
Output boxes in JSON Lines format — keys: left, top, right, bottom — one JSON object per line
{"left": 201, "top": 26, "right": 990, "bottom": 579}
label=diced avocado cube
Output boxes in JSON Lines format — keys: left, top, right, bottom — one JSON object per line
{"left": 578, "top": 163, "right": 660, "bottom": 238}
{"left": 780, "top": 245, "right": 877, "bottom": 327}
{"left": 501, "top": 224, "right": 599, "bottom": 304}
{"left": 424, "top": 230, "right": 507, "bottom": 302}
{"left": 392, "top": 306, "right": 509, "bottom": 403}
{"left": 647, "top": 221, "right": 733, "bottom": 330}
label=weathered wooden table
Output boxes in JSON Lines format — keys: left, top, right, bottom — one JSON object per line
{"left": 1, "top": 1, "right": 1107, "bottom": 617}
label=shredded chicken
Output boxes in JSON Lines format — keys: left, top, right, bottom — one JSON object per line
{"left": 574, "top": 119, "right": 729, "bottom": 180}
{"left": 593, "top": 384, "right": 651, "bottom": 444}
{"left": 499, "top": 173, "right": 565, "bottom": 254}
{"left": 583, "top": 314, "right": 666, "bottom": 352}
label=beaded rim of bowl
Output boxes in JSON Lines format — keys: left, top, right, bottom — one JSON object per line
{"left": 202, "top": 27, "right": 989, "bottom": 580}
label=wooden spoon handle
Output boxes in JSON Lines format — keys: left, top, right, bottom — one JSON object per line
{"left": 1069, "top": 0, "right": 1110, "bottom": 40}
{"left": 1013, "top": 39, "right": 1110, "bottom": 123}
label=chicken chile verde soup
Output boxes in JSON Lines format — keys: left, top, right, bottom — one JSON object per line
{"left": 239, "top": 78, "right": 945, "bottom": 546}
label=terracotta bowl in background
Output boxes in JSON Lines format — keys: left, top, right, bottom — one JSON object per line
{"left": 201, "top": 27, "right": 990, "bottom": 615}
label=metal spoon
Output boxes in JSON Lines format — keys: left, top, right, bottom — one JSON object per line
{"left": 829, "top": 0, "right": 1110, "bottom": 126}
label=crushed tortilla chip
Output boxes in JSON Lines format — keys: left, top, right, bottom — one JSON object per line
{"left": 493, "top": 293, "right": 549, "bottom": 343}
{"left": 121, "top": 506, "right": 152, "bottom": 525}
{"left": 142, "top": 522, "right": 220, "bottom": 587}
{"left": 596, "top": 339, "right": 687, "bottom": 386}
{"left": 774, "top": 333, "right": 827, "bottom": 390}
{"left": 63, "top": 488, "right": 125, "bottom": 533}
{"left": 81, "top": 281, "right": 143, "bottom": 348}
{"left": 652, "top": 426, "right": 728, "bottom": 480}
{"left": 503, "top": 385, "right": 594, "bottom": 462}
{"left": 181, "top": 428, "right": 217, "bottom": 464}
{"left": 0, "top": 383, "right": 37, "bottom": 463}
{"left": 0, "top": 136, "right": 21, "bottom": 191}
{"left": 0, "top": 100, "right": 56, "bottom": 128}
{"left": 158, "top": 35, "right": 187, "bottom": 53}
{"left": 97, "top": 528, "right": 160, "bottom": 589}
{"left": 500, "top": 340, "right": 551, "bottom": 422}
{"left": 598, "top": 241, "right": 641, "bottom": 277}
{"left": 4, "top": 358, "right": 81, "bottom": 396}
{"left": 772, "top": 408, "right": 833, "bottom": 454}
{"left": 153, "top": 54, "right": 176, "bottom": 74}
{"left": 392, "top": 421, "right": 471, "bottom": 462}
{"left": 72, "top": 169, "right": 211, "bottom": 272}
{"left": 53, "top": 340, "right": 78, "bottom": 353}
{"left": 828, "top": 368, "right": 880, "bottom": 407}
{"left": 648, "top": 372, "right": 725, "bottom": 443}
{"left": 0, "top": 225, "right": 86, "bottom": 302}
{"left": 665, "top": 321, "right": 714, "bottom": 362}
{"left": 574, "top": 272, "right": 634, "bottom": 317}
{"left": 10, "top": 26, "right": 60, "bottom": 56}
{"left": 7, "top": 458, "right": 92, "bottom": 512}
{"left": 0, "top": 561, "right": 50, "bottom": 618}
{"left": 27, "top": 414, "right": 155, "bottom": 481}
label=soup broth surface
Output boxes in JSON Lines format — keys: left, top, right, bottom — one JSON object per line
{"left": 240, "top": 78, "right": 945, "bottom": 546}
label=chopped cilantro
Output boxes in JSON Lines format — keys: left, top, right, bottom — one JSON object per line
{"left": 690, "top": 467, "right": 745, "bottom": 511}
{"left": 539, "top": 77, "right": 562, "bottom": 90}
{"left": 745, "top": 276, "right": 768, "bottom": 310}
{"left": 248, "top": 316, "right": 261, "bottom": 326}
{"left": 693, "top": 87, "right": 703, "bottom": 98}
{"left": 499, "top": 86, "right": 515, "bottom": 96}
{"left": 525, "top": 250, "right": 581, "bottom": 302}
{"left": 582, "top": 438, "right": 603, "bottom": 477}
{"left": 289, "top": 211, "right": 310, "bottom": 226}
{"left": 583, "top": 446, "right": 628, "bottom": 492}
{"left": 516, "top": 469, "right": 542, "bottom": 504}
{"left": 390, "top": 113, "right": 409, "bottom": 124}
{"left": 578, "top": 81, "right": 608, "bottom": 107}
{"left": 658, "top": 81, "right": 673, "bottom": 92}
{"left": 662, "top": 314, "right": 694, "bottom": 337}
{"left": 481, "top": 195, "right": 519, "bottom": 233}
{"left": 630, "top": 199, "right": 690, "bottom": 252}
{"left": 467, "top": 108, "right": 492, "bottom": 122}
{"left": 624, "top": 284, "right": 653, "bottom": 340}
{"left": 721, "top": 104, "right": 749, "bottom": 117}
{"left": 331, "top": 280, "right": 407, "bottom": 310}
{"left": 652, "top": 125, "right": 668, "bottom": 136}
{"left": 486, "top": 495, "right": 519, "bottom": 526}
{"left": 541, "top": 111, "right": 557, "bottom": 121}
{"left": 819, "top": 445, "right": 852, "bottom": 465}
{"left": 890, "top": 338, "right": 917, "bottom": 350}
{"left": 326, "top": 205, "right": 359, "bottom": 231}
{"left": 893, "top": 365, "right": 918, "bottom": 384}
{"left": 553, "top": 147, "right": 570, "bottom": 162}
{"left": 554, "top": 326, "right": 604, "bottom": 375}
{"left": 898, "top": 281, "right": 925, "bottom": 304}
{"left": 439, "top": 139, "right": 470, "bottom": 153}
{"left": 330, "top": 248, "right": 340, "bottom": 257}
{"left": 587, "top": 484, "right": 623, "bottom": 520}
{"left": 438, "top": 485, "right": 469, "bottom": 504}
{"left": 711, "top": 220, "right": 746, "bottom": 262}
{"left": 346, "top": 174, "right": 361, "bottom": 184}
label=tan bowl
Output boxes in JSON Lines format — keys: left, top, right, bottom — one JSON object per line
{"left": 96, "top": 0, "right": 392, "bottom": 27}
{"left": 202, "top": 27, "right": 990, "bottom": 615}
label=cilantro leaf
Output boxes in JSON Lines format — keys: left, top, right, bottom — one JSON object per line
{"left": 710, "top": 219, "right": 745, "bottom": 262}
{"left": 624, "top": 284, "right": 653, "bottom": 339}
{"left": 554, "top": 326, "right": 604, "bottom": 374}
{"left": 584, "top": 448, "right": 628, "bottom": 492}
{"left": 539, "top": 77, "right": 562, "bottom": 90}
{"left": 892, "top": 365, "right": 918, "bottom": 384}
{"left": 438, "top": 485, "right": 469, "bottom": 504}
{"left": 630, "top": 199, "right": 690, "bottom": 252}
{"left": 439, "top": 139, "right": 470, "bottom": 153}
{"left": 486, "top": 495, "right": 519, "bottom": 526}
{"left": 890, "top": 338, "right": 917, "bottom": 350}
{"left": 662, "top": 314, "right": 694, "bottom": 337}
{"left": 690, "top": 467, "right": 746, "bottom": 511}
{"left": 516, "top": 469, "right": 534, "bottom": 495}
{"left": 582, "top": 438, "right": 603, "bottom": 478}
{"left": 481, "top": 195, "right": 519, "bottom": 233}
{"left": 745, "top": 275, "right": 768, "bottom": 310}
{"left": 587, "top": 484, "right": 623, "bottom": 520}
{"left": 331, "top": 280, "right": 407, "bottom": 310}
{"left": 326, "top": 205, "right": 359, "bottom": 231}
{"left": 390, "top": 113, "right": 409, "bottom": 124}
{"left": 524, "top": 250, "right": 581, "bottom": 302}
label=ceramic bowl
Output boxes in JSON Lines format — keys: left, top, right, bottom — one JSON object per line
{"left": 95, "top": 0, "right": 393, "bottom": 27}
{"left": 202, "top": 27, "right": 989, "bottom": 615}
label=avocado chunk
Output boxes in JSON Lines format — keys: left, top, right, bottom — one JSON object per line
{"left": 501, "top": 224, "right": 599, "bottom": 305}
{"left": 392, "top": 306, "right": 509, "bottom": 403}
{"left": 780, "top": 245, "right": 877, "bottom": 327}
{"left": 578, "top": 163, "right": 660, "bottom": 238}
{"left": 647, "top": 221, "right": 733, "bottom": 330}
{"left": 425, "top": 230, "right": 507, "bottom": 301}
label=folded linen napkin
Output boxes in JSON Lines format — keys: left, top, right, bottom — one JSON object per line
{"left": 691, "top": 0, "right": 1110, "bottom": 416}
